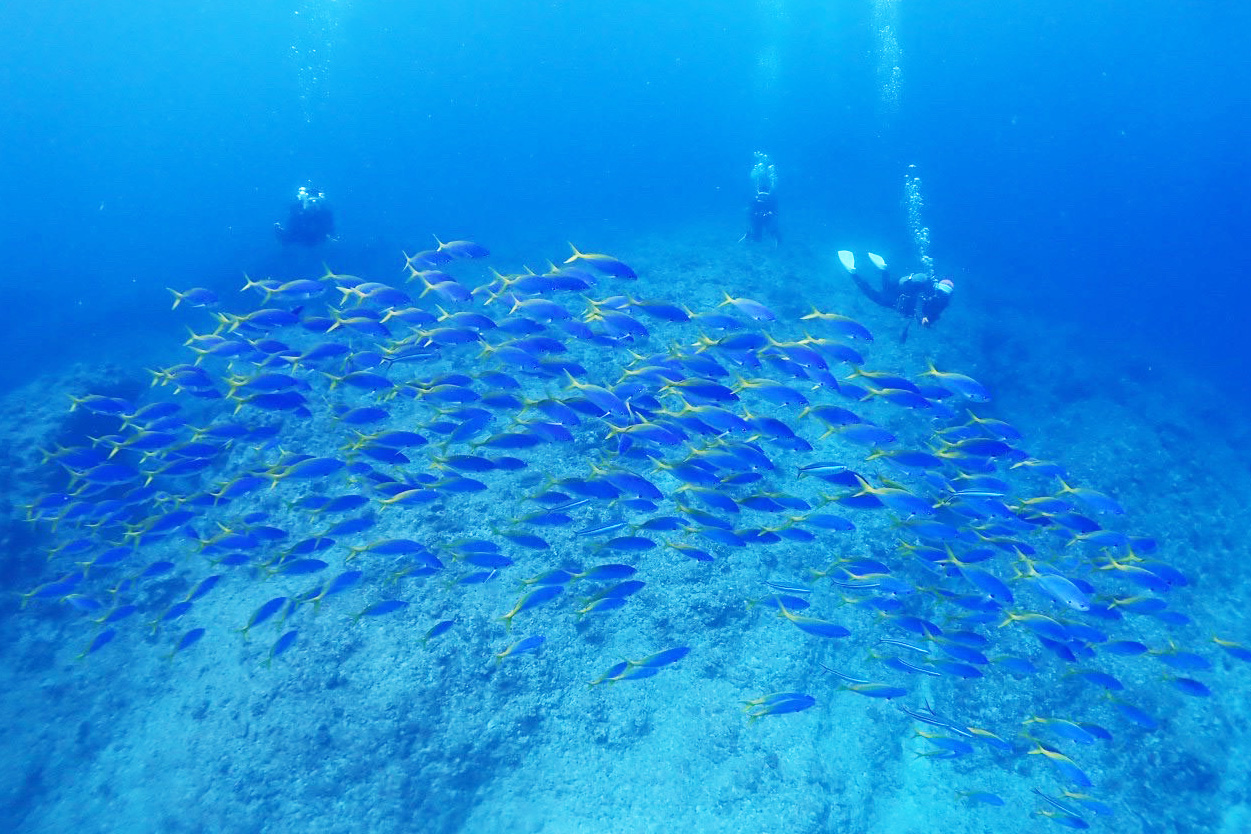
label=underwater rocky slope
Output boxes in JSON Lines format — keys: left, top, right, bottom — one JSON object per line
{"left": 1, "top": 230, "right": 1249, "bottom": 834}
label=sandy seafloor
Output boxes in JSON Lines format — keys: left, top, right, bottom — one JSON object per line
{"left": 1, "top": 225, "right": 1249, "bottom": 834}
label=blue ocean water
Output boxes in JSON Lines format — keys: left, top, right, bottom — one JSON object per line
{"left": 2, "top": 2, "right": 1249, "bottom": 833}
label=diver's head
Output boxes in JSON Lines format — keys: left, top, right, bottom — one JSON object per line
{"left": 297, "top": 185, "right": 324, "bottom": 209}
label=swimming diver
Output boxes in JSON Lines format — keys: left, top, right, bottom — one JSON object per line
{"left": 843, "top": 251, "right": 953, "bottom": 338}
{"left": 741, "top": 151, "right": 780, "bottom": 246}
{"left": 275, "top": 186, "right": 335, "bottom": 247}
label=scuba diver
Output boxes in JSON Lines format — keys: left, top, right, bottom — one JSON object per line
{"left": 740, "top": 151, "right": 780, "bottom": 245}
{"left": 275, "top": 186, "right": 335, "bottom": 247}
{"left": 843, "top": 250, "right": 953, "bottom": 338}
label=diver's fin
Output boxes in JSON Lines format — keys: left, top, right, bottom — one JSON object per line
{"left": 867, "top": 252, "right": 887, "bottom": 271}
{"left": 837, "top": 250, "right": 856, "bottom": 274}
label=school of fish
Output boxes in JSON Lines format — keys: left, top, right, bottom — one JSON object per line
{"left": 22, "top": 238, "right": 1244, "bottom": 830}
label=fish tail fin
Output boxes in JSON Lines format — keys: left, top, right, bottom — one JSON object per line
{"left": 480, "top": 285, "right": 506, "bottom": 306}
{"left": 167, "top": 288, "right": 183, "bottom": 309}
{"left": 212, "top": 312, "right": 236, "bottom": 333}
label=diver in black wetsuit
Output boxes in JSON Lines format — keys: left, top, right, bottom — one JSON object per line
{"left": 741, "top": 151, "right": 780, "bottom": 245}
{"left": 275, "top": 186, "right": 335, "bottom": 247}
{"left": 853, "top": 269, "right": 953, "bottom": 328}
